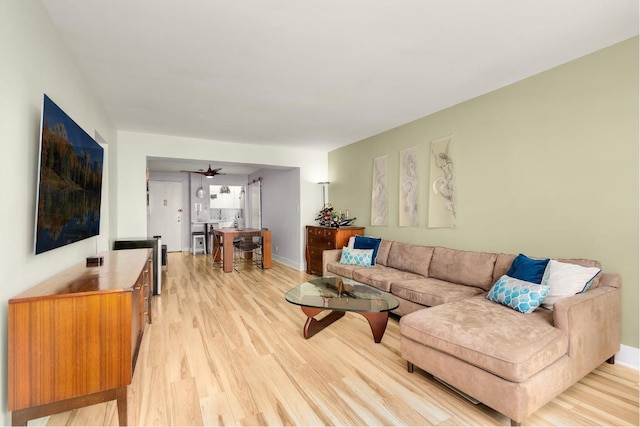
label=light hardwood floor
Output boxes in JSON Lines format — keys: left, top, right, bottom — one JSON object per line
{"left": 46, "top": 252, "right": 638, "bottom": 426}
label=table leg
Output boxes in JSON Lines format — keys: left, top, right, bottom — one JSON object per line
{"left": 359, "top": 311, "right": 390, "bottom": 343}
{"left": 10, "top": 387, "right": 128, "bottom": 426}
{"left": 261, "top": 230, "right": 272, "bottom": 269}
{"left": 300, "top": 307, "right": 345, "bottom": 339}
{"left": 11, "top": 410, "right": 28, "bottom": 426}
{"left": 116, "top": 386, "right": 128, "bottom": 426}
{"left": 222, "top": 233, "right": 234, "bottom": 273}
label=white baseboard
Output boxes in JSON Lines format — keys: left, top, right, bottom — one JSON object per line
{"left": 271, "top": 255, "right": 299, "bottom": 270}
{"left": 616, "top": 344, "right": 639, "bottom": 370}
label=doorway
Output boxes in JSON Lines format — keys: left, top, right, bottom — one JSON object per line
{"left": 148, "top": 181, "right": 183, "bottom": 252}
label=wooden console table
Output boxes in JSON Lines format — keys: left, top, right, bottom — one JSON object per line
{"left": 7, "top": 249, "right": 153, "bottom": 426}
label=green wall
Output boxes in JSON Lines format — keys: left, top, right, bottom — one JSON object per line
{"left": 328, "top": 37, "right": 639, "bottom": 348}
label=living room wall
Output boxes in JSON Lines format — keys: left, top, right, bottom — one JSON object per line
{"left": 252, "top": 167, "right": 302, "bottom": 269}
{"left": 0, "top": 1, "right": 117, "bottom": 424}
{"left": 328, "top": 37, "right": 639, "bottom": 352}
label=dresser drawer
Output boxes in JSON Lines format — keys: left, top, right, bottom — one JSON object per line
{"left": 321, "top": 228, "right": 337, "bottom": 237}
{"left": 309, "top": 258, "right": 323, "bottom": 275}
{"left": 308, "top": 227, "right": 325, "bottom": 237}
{"left": 307, "top": 246, "right": 325, "bottom": 261}
{"left": 307, "top": 235, "right": 335, "bottom": 249}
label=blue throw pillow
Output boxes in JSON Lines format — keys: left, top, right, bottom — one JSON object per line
{"left": 487, "top": 275, "right": 551, "bottom": 314}
{"left": 353, "top": 235, "right": 382, "bottom": 265}
{"left": 506, "top": 254, "right": 550, "bottom": 284}
{"left": 339, "top": 247, "right": 374, "bottom": 267}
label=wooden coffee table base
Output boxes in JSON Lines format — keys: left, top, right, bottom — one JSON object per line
{"left": 300, "top": 306, "right": 390, "bottom": 343}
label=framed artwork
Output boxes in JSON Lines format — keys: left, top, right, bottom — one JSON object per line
{"left": 428, "top": 136, "right": 456, "bottom": 228}
{"left": 371, "top": 155, "right": 388, "bottom": 226}
{"left": 399, "top": 147, "right": 419, "bottom": 227}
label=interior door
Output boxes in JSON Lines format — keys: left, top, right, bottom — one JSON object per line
{"left": 148, "top": 181, "right": 183, "bottom": 252}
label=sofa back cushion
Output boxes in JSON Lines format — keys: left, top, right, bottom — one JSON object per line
{"left": 375, "top": 240, "right": 393, "bottom": 266}
{"left": 386, "top": 242, "right": 434, "bottom": 277}
{"left": 492, "top": 253, "right": 517, "bottom": 283}
{"left": 429, "top": 247, "right": 498, "bottom": 290}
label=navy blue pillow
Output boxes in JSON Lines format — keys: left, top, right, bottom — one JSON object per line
{"left": 353, "top": 236, "right": 382, "bottom": 265}
{"left": 506, "top": 254, "right": 550, "bottom": 284}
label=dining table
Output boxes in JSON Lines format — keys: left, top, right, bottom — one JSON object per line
{"left": 211, "top": 228, "right": 272, "bottom": 273}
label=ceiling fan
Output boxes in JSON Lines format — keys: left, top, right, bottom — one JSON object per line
{"left": 181, "top": 164, "right": 226, "bottom": 178}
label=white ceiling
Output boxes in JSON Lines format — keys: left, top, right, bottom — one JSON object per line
{"left": 42, "top": 0, "right": 638, "bottom": 153}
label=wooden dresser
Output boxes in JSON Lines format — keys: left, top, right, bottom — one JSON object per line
{"left": 8, "top": 249, "right": 153, "bottom": 426}
{"left": 305, "top": 225, "right": 365, "bottom": 275}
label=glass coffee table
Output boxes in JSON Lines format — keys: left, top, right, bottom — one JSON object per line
{"left": 285, "top": 277, "right": 399, "bottom": 343}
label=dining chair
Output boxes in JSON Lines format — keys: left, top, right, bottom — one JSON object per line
{"left": 211, "top": 230, "right": 224, "bottom": 268}
{"left": 233, "top": 230, "right": 263, "bottom": 271}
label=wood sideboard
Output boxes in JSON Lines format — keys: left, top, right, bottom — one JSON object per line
{"left": 305, "top": 225, "right": 365, "bottom": 275}
{"left": 8, "top": 249, "right": 153, "bottom": 426}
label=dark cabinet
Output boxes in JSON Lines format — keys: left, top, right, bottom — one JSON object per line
{"left": 305, "top": 225, "right": 364, "bottom": 275}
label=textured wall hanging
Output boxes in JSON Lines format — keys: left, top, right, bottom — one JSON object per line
{"left": 371, "top": 155, "right": 388, "bottom": 226}
{"left": 428, "top": 136, "right": 456, "bottom": 228}
{"left": 399, "top": 147, "right": 419, "bottom": 227}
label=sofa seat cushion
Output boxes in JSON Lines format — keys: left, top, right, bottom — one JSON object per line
{"left": 352, "top": 266, "right": 423, "bottom": 292}
{"left": 400, "top": 296, "right": 567, "bottom": 383}
{"left": 326, "top": 261, "right": 366, "bottom": 279}
{"left": 391, "top": 278, "right": 484, "bottom": 307}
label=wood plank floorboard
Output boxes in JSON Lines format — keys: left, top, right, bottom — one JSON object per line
{"left": 44, "top": 252, "right": 639, "bottom": 426}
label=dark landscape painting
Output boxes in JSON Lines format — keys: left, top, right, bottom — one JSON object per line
{"left": 35, "top": 95, "right": 103, "bottom": 254}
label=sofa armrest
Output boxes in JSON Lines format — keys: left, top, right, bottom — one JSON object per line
{"left": 322, "top": 249, "right": 343, "bottom": 276}
{"left": 553, "top": 273, "right": 621, "bottom": 379}
{"left": 593, "top": 271, "right": 621, "bottom": 289}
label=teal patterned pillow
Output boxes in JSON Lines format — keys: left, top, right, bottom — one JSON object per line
{"left": 339, "top": 247, "right": 374, "bottom": 267}
{"left": 486, "top": 275, "right": 551, "bottom": 314}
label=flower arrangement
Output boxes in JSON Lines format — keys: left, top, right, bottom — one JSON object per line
{"left": 315, "top": 204, "right": 356, "bottom": 228}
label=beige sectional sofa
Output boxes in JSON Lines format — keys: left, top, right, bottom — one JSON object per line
{"left": 322, "top": 239, "right": 621, "bottom": 426}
